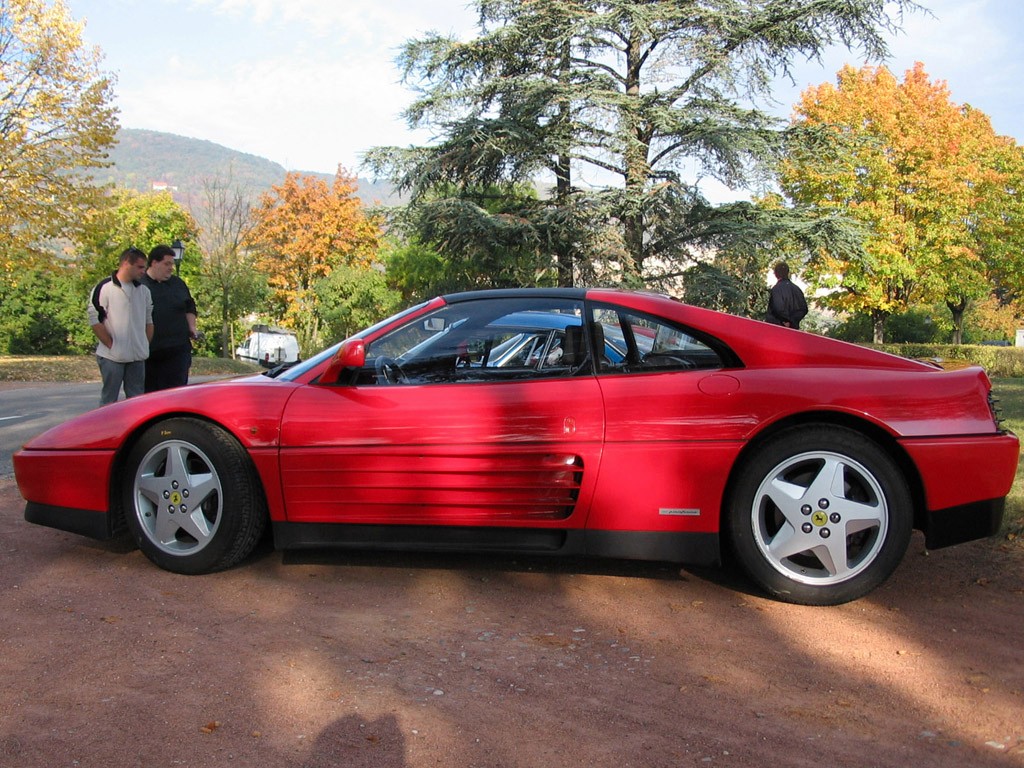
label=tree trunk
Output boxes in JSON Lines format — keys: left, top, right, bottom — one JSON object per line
{"left": 554, "top": 40, "right": 574, "bottom": 288}
{"left": 946, "top": 298, "right": 967, "bottom": 345}
{"left": 554, "top": 152, "right": 573, "bottom": 287}
{"left": 621, "top": 31, "right": 648, "bottom": 282}
{"left": 871, "top": 309, "right": 887, "bottom": 344}
{"left": 221, "top": 286, "right": 232, "bottom": 358}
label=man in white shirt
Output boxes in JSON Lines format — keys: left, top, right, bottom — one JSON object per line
{"left": 87, "top": 248, "right": 154, "bottom": 405}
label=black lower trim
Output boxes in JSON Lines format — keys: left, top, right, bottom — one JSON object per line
{"left": 273, "top": 523, "right": 573, "bottom": 554}
{"left": 25, "top": 502, "right": 116, "bottom": 541}
{"left": 273, "top": 522, "right": 720, "bottom": 566}
{"left": 584, "top": 530, "right": 720, "bottom": 566}
{"left": 924, "top": 498, "right": 1005, "bottom": 550}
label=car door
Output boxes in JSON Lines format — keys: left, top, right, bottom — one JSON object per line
{"left": 278, "top": 296, "right": 605, "bottom": 528}
{"left": 586, "top": 304, "right": 743, "bottom": 537}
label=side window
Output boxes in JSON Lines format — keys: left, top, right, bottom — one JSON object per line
{"left": 362, "top": 298, "right": 589, "bottom": 384}
{"left": 591, "top": 306, "right": 724, "bottom": 373}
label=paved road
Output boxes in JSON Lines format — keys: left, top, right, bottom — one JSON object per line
{"left": 0, "top": 382, "right": 101, "bottom": 477}
{"left": 0, "top": 376, "right": 239, "bottom": 477}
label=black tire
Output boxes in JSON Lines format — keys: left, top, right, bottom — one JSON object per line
{"left": 121, "top": 418, "right": 267, "bottom": 575}
{"left": 727, "top": 426, "right": 912, "bottom": 606}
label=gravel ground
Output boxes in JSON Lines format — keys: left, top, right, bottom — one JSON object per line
{"left": 1, "top": 476, "right": 1022, "bottom": 768}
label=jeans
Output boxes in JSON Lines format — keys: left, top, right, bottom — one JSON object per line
{"left": 97, "top": 357, "right": 146, "bottom": 406}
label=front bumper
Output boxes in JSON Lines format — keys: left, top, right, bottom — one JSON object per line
{"left": 14, "top": 448, "right": 116, "bottom": 540}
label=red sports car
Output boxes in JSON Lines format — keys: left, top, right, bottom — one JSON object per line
{"left": 13, "top": 288, "right": 1019, "bottom": 605}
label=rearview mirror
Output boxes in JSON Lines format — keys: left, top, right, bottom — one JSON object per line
{"left": 319, "top": 338, "right": 366, "bottom": 385}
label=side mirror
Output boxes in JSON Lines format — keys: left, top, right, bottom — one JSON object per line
{"left": 319, "top": 338, "right": 366, "bottom": 385}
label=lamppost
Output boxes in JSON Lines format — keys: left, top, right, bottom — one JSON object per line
{"left": 171, "top": 239, "right": 185, "bottom": 275}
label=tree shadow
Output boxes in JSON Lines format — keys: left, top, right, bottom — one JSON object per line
{"left": 277, "top": 544, "right": 770, "bottom": 599}
{"left": 303, "top": 713, "right": 409, "bottom": 768}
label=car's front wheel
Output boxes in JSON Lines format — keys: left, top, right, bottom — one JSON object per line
{"left": 121, "top": 418, "right": 267, "bottom": 574}
{"left": 727, "top": 426, "right": 912, "bottom": 606}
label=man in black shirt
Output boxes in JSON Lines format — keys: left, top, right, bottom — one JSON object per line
{"left": 766, "top": 261, "right": 808, "bottom": 329}
{"left": 142, "top": 244, "right": 199, "bottom": 392}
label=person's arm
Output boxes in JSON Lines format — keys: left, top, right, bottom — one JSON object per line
{"left": 186, "top": 312, "right": 198, "bottom": 338}
{"left": 794, "top": 288, "right": 808, "bottom": 323}
{"left": 91, "top": 322, "right": 113, "bottom": 349}
{"left": 88, "top": 283, "right": 113, "bottom": 347}
{"left": 144, "top": 287, "right": 154, "bottom": 343}
{"left": 768, "top": 287, "right": 791, "bottom": 327}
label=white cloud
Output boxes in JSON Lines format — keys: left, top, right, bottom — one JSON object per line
{"left": 189, "top": 0, "right": 476, "bottom": 44}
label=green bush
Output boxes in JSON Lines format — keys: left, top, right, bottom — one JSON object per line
{"left": 873, "top": 343, "right": 1024, "bottom": 378}
{"left": 832, "top": 308, "right": 941, "bottom": 343}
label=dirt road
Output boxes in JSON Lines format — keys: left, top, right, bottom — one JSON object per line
{"left": 1, "top": 476, "right": 1022, "bottom": 767}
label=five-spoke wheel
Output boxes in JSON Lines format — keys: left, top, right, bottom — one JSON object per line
{"left": 728, "top": 426, "right": 912, "bottom": 605}
{"left": 122, "top": 418, "right": 267, "bottom": 574}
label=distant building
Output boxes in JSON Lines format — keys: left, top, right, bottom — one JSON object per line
{"left": 151, "top": 181, "right": 178, "bottom": 192}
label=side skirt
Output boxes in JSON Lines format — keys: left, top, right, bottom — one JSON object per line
{"left": 273, "top": 523, "right": 720, "bottom": 567}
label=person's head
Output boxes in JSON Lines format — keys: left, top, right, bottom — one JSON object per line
{"left": 147, "top": 244, "right": 177, "bottom": 281}
{"left": 117, "top": 247, "right": 148, "bottom": 282}
{"left": 773, "top": 262, "right": 790, "bottom": 281}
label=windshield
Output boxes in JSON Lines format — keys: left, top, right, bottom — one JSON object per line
{"left": 274, "top": 300, "right": 431, "bottom": 382}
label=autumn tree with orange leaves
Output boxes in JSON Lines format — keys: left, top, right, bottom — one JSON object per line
{"left": 781, "top": 63, "right": 1017, "bottom": 343}
{"left": 247, "top": 170, "right": 383, "bottom": 351}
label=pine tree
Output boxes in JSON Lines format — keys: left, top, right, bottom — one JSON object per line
{"left": 368, "top": 0, "right": 920, "bottom": 288}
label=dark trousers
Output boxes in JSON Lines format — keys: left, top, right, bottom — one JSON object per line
{"left": 145, "top": 345, "right": 192, "bottom": 393}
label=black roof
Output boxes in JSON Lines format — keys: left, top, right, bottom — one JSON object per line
{"left": 443, "top": 287, "right": 589, "bottom": 304}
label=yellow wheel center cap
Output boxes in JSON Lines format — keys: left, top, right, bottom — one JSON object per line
{"left": 170, "top": 491, "right": 183, "bottom": 505}
{"left": 811, "top": 510, "right": 828, "bottom": 527}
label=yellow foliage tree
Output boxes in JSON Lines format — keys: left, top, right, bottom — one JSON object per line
{"left": 781, "top": 63, "right": 1008, "bottom": 342}
{"left": 247, "top": 169, "right": 383, "bottom": 350}
{"left": 0, "top": 0, "right": 118, "bottom": 267}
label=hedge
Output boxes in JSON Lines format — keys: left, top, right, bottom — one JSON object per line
{"left": 870, "top": 343, "right": 1024, "bottom": 378}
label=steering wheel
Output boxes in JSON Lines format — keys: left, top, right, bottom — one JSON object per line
{"left": 374, "top": 355, "right": 406, "bottom": 385}
{"left": 641, "top": 352, "right": 696, "bottom": 369}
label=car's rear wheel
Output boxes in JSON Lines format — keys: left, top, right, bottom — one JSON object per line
{"left": 727, "top": 426, "right": 912, "bottom": 606}
{"left": 122, "top": 418, "right": 267, "bottom": 574}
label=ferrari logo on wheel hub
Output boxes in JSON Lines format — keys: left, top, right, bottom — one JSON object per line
{"left": 811, "top": 510, "right": 828, "bottom": 527}
{"left": 170, "top": 491, "right": 182, "bottom": 505}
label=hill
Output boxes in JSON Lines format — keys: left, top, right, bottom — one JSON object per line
{"left": 99, "top": 128, "right": 400, "bottom": 206}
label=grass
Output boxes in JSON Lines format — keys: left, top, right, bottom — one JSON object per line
{"left": 0, "top": 355, "right": 259, "bottom": 382}
{"left": 992, "top": 379, "right": 1024, "bottom": 540}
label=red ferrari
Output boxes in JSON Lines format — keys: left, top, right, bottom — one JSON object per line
{"left": 13, "top": 288, "right": 1019, "bottom": 605}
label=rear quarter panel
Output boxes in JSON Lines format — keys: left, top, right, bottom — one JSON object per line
{"left": 586, "top": 360, "right": 1006, "bottom": 534}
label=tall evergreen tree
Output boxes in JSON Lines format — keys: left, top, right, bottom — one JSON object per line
{"left": 368, "top": 0, "right": 920, "bottom": 288}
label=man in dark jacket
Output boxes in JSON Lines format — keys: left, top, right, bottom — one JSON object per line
{"left": 766, "top": 261, "right": 808, "bottom": 329}
{"left": 142, "top": 244, "right": 199, "bottom": 392}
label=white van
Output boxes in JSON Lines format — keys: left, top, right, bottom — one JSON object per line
{"left": 235, "top": 325, "right": 300, "bottom": 368}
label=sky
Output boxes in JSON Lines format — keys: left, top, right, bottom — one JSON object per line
{"left": 66, "top": 0, "right": 1024, "bottom": 179}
